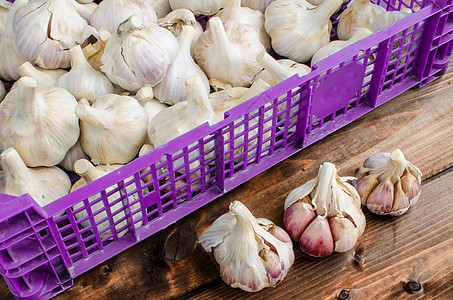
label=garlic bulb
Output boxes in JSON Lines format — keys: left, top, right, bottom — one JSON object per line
{"left": 194, "top": 17, "right": 265, "bottom": 87}
{"left": 154, "top": 26, "right": 209, "bottom": 105}
{"left": 353, "top": 149, "right": 422, "bottom": 216}
{"left": 138, "top": 144, "right": 154, "bottom": 183}
{"left": 57, "top": 45, "right": 114, "bottom": 103}
{"left": 158, "top": 8, "right": 203, "bottom": 56}
{"left": 101, "top": 15, "right": 178, "bottom": 91}
{"left": 149, "top": 75, "right": 221, "bottom": 150}
{"left": 58, "top": 139, "right": 89, "bottom": 172}
{"left": 0, "top": 0, "right": 28, "bottom": 81}
{"left": 241, "top": 0, "right": 277, "bottom": 13}
{"left": 70, "top": 159, "right": 144, "bottom": 239}
{"left": 0, "top": 148, "right": 71, "bottom": 206}
{"left": 283, "top": 162, "right": 366, "bottom": 257}
{"left": 0, "top": 80, "right": 5, "bottom": 102}
{"left": 199, "top": 201, "right": 294, "bottom": 292}
{"left": 13, "top": 0, "right": 96, "bottom": 69}
{"left": 135, "top": 86, "right": 168, "bottom": 125}
{"left": 0, "top": 77, "right": 79, "bottom": 167}
{"left": 169, "top": 0, "right": 223, "bottom": 15}
{"left": 0, "top": 0, "right": 11, "bottom": 34}
{"left": 15, "top": 62, "right": 68, "bottom": 88}
{"left": 90, "top": 0, "right": 157, "bottom": 34}
{"left": 149, "top": 0, "right": 171, "bottom": 18}
{"left": 254, "top": 53, "right": 311, "bottom": 86}
{"left": 213, "top": 0, "right": 271, "bottom": 51}
{"left": 368, "top": 11, "right": 412, "bottom": 33}
{"left": 265, "top": 0, "right": 342, "bottom": 63}
{"left": 337, "top": 0, "right": 386, "bottom": 40}
{"left": 311, "top": 27, "right": 373, "bottom": 66}
{"left": 76, "top": 95, "right": 148, "bottom": 165}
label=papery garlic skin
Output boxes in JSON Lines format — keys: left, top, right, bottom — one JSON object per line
{"left": 154, "top": 26, "right": 209, "bottom": 105}
{"left": 265, "top": 0, "right": 342, "bottom": 63}
{"left": 241, "top": 0, "right": 277, "bottom": 13}
{"left": 90, "top": 0, "right": 157, "bottom": 34}
{"left": 13, "top": 0, "right": 96, "bottom": 69}
{"left": 0, "top": 0, "right": 28, "bottom": 81}
{"left": 169, "top": 0, "right": 223, "bottom": 15}
{"left": 194, "top": 17, "right": 265, "bottom": 87}
{"left": 58, "top": 139, "right": 89, "bottom": 172}
{"left": 353, "top": 149, "right": 422, "bottom": 216}
{"left": 0, "top": 148, "right": 71, "bottom": 206}
{"left": 70, "top": 159, "right": 145, "bottom": 239}
{"left": 213, "top": 0, "right": 271, "bottom": 51}
{"left": 149, "top": 0, "right": 171, "bottom": 18}
{"left": 283, "top": 162, "right": 366, "bottom": 257}
{"left": 57, "top": 45, "right": 114, "bottom": 103}
{"left": 337, "top": 0, "right": 386, "bottom": 40}
{"left": 0, "top": 0, "right": 11, "bottom": 34}
{"left": 0, "top": 77, "right": 79, "bottom": 167}
{"left": 76, "top": 94, "right": 148, "bottom": 165}
{"left": 101, "top": 15, "right": 178, "bottom": 91}
{"left": 0, "top": 80, "right": 5, "bottom": 102}
{"left": 199, "top": 201, "right": 294, "bottom": 292}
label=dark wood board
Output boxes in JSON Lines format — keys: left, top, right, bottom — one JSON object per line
{"left": 1, "top": 59, "right": 453, "bottom": 300}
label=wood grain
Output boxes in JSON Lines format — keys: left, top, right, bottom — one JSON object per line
{"left": 1, "top": 60, "right": 453, "bottom": 300}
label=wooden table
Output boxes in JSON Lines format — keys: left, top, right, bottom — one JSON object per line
{"left": 1, "top": 58, "right": 453, "bottom": 299}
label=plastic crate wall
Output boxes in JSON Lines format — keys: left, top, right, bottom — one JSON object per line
{"left": 1, "top": 0, "right": 453, "bottom": 298}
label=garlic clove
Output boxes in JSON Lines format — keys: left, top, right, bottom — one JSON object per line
{"left": 401, "top": 170, "right": 421, "bottom": 204}
{"left": 299, "top": 215, "right": 334, "bottom": 257}
{"left": 355, "top": 174, "right": 379, "bottom": 205}
{"left": 390, "top": 180, "right": 410, "bottom": 216}
{"left": 283, "top": 200, "right": 316, "bottom": 241}
{"left": 329, "top": 217, "right": 360, "bottom": 253}
{"left": 366, "top": 178, "right": 394, "bottom": 215}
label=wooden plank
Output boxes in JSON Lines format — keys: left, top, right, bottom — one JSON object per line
{"left": 1, "top": 62, "right": 453, "bottom": 300}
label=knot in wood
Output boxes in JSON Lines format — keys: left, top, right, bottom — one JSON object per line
{"left": 162, "top": 227, "right": 196, "bottom": 262}
{"left": 404, "top": 281, "right": 422, "bottom": 293}
{"left": 338, "top": 290, "right": 350, "bottom": 300}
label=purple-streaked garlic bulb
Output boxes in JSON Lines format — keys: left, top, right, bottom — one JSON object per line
{"left": 283, "top": 162, "right": 366, "bottom": 257}
{"left": 199, "top": 201, "right": 294, "bottom": 292}
{"left": 353, "top": 149, "right": 422, "bottom": 216}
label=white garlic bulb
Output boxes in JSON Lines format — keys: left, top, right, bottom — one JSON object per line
{"left": 76, "top": 94, "right": 148, "bottom": 165}
{"left": 57, "top": 45, "right": 114, "bottom": 103}
{"left": 13, "top": 0, "right": 96, "bottom": 69}
{"left": 14, "top": 62, "right": 68, "bottom": 89}
{"left": 368, "top": 10, "right": 412, "bottom": 33}
{"left": 337, "top": 0, "right": 386, "bottom": 40}
{"left": 283, "top": 162, "right": 366, "bottom": 257}
{"left": 311, "top": 27, "right": 373, "bottom": 66}
{"left": 194, "top": 17, "right": 265, "bottom": 87}
{"left": 154, "top": 26, "right": 209, "bottom": 105}
{"left": 0, "top": 80, "right": 5, "bottom": 102}
{"left": 0, "top": 0, "right": 11, "bottom": 34}
{"left": 0, "top": 0, "right": 28, "bottom": 81}
{"left": 101, "top": 15, "right": 178, "bottom": 91}
{"left": 90, "top": 0, "right": 157, "bottom": 34}
{"left": 353, "top": 149, "right": 422, "bottom": 216}
{"left": 0, "top": 77, "right": 79, "bottom": 167}
{"left": 169, "top": 0, "right": 223, "bottom": 15}
{"left": 135, "top": 86, "right": 168, "bottom": 126}
{"left": 213, "top": 0, "right": 271, "bottom": 51}
{"left": 70, "top": 159, "right": 145, "bottom": 239}
{"left": 241, "top": 0, "right": 277, "bottom": 13}
{"left": 199, "top": 201, "right": 295, "bottom": 292}
{"left": 58, "top": 139, "right": 89, "bottom": 172}
{"left": 149, "top": 0, "right": 171, "bottom": 18}
{"left": 0, "top": 148, "right": 71, "bottom": 206}
{"left": 254, "top": 53, "right": 311, "bottom": 86}
{"left": 158, "top": 8, "right": 203, "bottom": 57}
{"left": 265, "top": 0, "right": 342, "bottom": 63}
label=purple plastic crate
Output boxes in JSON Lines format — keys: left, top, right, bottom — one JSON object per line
{"left": 1, "top": 0, "right": 453, "bottom": 298}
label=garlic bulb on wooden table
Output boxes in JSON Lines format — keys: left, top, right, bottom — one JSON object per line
{"left": 14, "top": 62, "right": 68, "bottom": 88}
{"left": 0, "top": 0, "right": 11, "bottom": 34}
{"left": 0, "top": 0, "right": 28, "bottom": 81}
{"left": 158, "top": 8, "right": 203, "bottom": 57}
{"left": 101, "top": 15, "right": 178, "bottom": 91}
{"left": 353, "top": 149, "right": 422, "bottom": 216}
{"left": 213, "top": 0, "right": 271, "bottom": 51}
{"left": 90, "top": 0, "right": 157, "bottom": 34}
{"left": 13, "top": 0, "right": 96, "bottom": 69}
{"left": 169, "top": 0, "right": 223, "bottom": 15}
{"left": 154, "top": 26, "right": 209, "bottom": 105}
{"left": 76, "top": 94, "right": 148, "bottom": 165}
{"left": 57, "top": 45, "right": 114, "bottom": 103}
{"left": 199, "top": 201, "right": 294, "bottom": 292}
{"left": 70, "top": 159, "right": 145, "bottom": 239}
{"left": 265, "top": 0, "right": 343, "bottom": 63}
{"left": 194, "top": 17, "right": 265, "bottom": 87}
{"left": 0, "top": 77, "right": 79, "bottom": 167}
{"left": 0, "top": 148, "right": 71, "bottom": 207}
{"left": 337, "top": 0, "right": 386, "bottom": 40}
{"left": 241, "top": 0, "right": 277, "bottom": 13}
{"left": 283, "top": 162, "right": 366, "bottom": 257}
{"left": 311, "top": 27, "right": 373, "bottom": 66}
